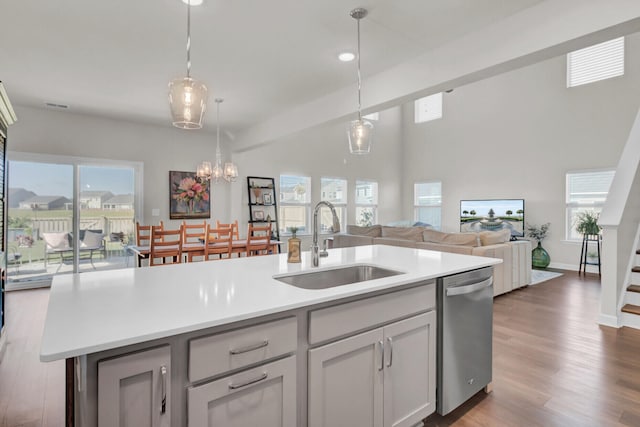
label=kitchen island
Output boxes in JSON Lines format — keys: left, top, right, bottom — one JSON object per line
{"left": 41, "top": 245, "right": 501, "bottom": 427}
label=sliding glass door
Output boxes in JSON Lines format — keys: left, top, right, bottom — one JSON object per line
{"left": 6, "top": 154, "right": 141, "bottom": 288}
{"left": 78, "top": 165, "right": 136, "bottom": 273}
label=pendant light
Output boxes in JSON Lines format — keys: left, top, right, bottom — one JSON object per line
{"left": 197, "top": 99, "right": 238, "bottom": 183}
{"left": 220, "top": 102, "right": 238, "bottom": 182}
{"left": 347, "top": 8, "right": 373, "bottom": 154}
{"left": 168, "top": 0, "right": 208, "bottom": 129}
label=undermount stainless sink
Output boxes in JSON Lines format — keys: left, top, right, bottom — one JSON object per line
{"left": 274, "top": 265, "right": 404, "bottom": 290}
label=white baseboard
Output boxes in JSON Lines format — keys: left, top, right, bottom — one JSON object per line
{"left": 548, "top": 262, "right": 600, "bottom": 274}
{"left": 5, "top": 279, "right": 51, "bottom": 291}
{"left": 0, "top": 327, "right": 7, "bottom": 362}
{"left": 598, "top": 313, "right": 620, "bottom": 328}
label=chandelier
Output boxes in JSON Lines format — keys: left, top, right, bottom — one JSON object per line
{"left": 197, "top": 99, "right": 238, "bottom": 183}
{"left": 347, "top": 8, "right": 373, "bottom": 154}
{"left": 168, "top": 0, "right": 207, "bottom": 129}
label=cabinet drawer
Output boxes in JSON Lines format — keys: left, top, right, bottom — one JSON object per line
{"left": 189, "top": 316, "right": 297, "bottom": 382}
{"left": 309, "top": 282, "right": 435, "bottom": 345}
{"left": 188, "top": 355, "right": 297, "bottom": 427}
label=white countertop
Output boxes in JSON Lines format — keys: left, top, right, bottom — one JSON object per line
{"left": 40, "top": 245, "right": 501, "bottom": 362}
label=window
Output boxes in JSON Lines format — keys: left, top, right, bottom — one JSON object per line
{"left": 320, "top": 177, "right": 347, "bottom": 233}
{"left": 355, "top": 180, "right": 378, "bottom": 226}
{"left": 279, "top": 175, "right": 311, "bottom": 235}
{"left": 567, "top": 37, "right": 624, "bottom": 88}
{"left": 414, "top": 93, "right": 443, "bottom": 123}
{"left": 414, "top": 182, "right": 442, "bottom": 229}
{"left": 566, "top": 169, "right": 615, "bottom": 240}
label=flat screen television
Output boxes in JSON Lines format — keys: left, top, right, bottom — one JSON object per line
{"left": 460, "top": 199, "right": 525, "bottom": 238}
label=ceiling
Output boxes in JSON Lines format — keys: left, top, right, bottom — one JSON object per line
{"left": 0, "top": 0, "right": 544, "bottom": 135}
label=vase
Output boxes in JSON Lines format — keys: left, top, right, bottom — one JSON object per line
{"left": 287, "top": 237, "right": 301, "bottom": 263}
{"left": 532, "top": 241, "right": 550, "bottom": 269}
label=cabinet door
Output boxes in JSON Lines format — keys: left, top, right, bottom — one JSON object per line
{"left": 188, "top": 355, "right": 296, "bottom": 427}
{"left": 308, "top": 328, "right": 384, "bottom": 427}
{"left": 98, "top": 345, "right": 171, "bottom": 427}
{"left": 383, "top": 311, "right": 436, "bottom": 427}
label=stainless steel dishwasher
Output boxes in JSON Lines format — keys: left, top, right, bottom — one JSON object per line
{"left": 437, "top": 266, "right": 493, "bottom": 415}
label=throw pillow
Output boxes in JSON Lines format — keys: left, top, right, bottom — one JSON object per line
{"left": 423, "top": 229, "right": 479, "bottom": 246}
{"left": 81, "top": 230, "right": 104, "bottom": 248}
{"left": 43, "top": 232, "right": 70, "bottom": 250}
{"left": 346, "top": 224, "right": 382, "bottom": 237}
{"left": 478, "top": 229, "right": 511, "bottom": 246}
{"left": 381, "top": 226, "right": 424, "bottom": 242}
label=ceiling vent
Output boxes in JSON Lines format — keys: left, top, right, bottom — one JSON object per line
{"left": 45, "top": 102, "right": 69, "bottom": 109}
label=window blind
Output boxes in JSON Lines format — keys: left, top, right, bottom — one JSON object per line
{"left": 567, "top": 37, "right": 624, "bottom": 88}
{"left": 566, "top": 170, "right": 615, "bottom": 204}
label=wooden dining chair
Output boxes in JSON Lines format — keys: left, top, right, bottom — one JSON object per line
{"left": 216, "top": 220, "right": 242, "bottom": 257}
{"left": 216, "top": 220, "right": 240, "bottom": 240}
{"left": 149, "top": 225, "right": 183, "bottom": 266}
{"left": 245, "top": 224, "right": 272, "bottom": 257}
{"left": 204, "top": 225, "right": 233, "bottom": 261}
{"left": 135, "top": 222, "right": 151, "bottom": 267}
{"left": 182, "top": 220, "right": 207, "bottom": 262}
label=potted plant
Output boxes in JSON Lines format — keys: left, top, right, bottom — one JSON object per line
{"left": 526, "top": 222, "right": 551, "bottom": 269}
{"left": 575, "top": 211, "right": 600, "bottom": 236}
{"left": 587, "top": 250, "right": 599, "bottom": 264}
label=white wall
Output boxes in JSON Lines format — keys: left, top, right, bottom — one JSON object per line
{"left": 7, "top": 106, "right": 234, "bottom": 227}
{"left": 401, "top": 32, "right": 640, "bottom": 269}
{"left": 230, "top": 106, "right": 403, "bottom": 246}
{"left": 8, "top": 31, "right": 640, "bottom": 268}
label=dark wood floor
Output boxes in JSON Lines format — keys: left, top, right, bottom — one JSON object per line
{"left": 1, "top": 272, "right": 639, "bottom": 426}
{"left": 425, "top": 272, "right": 640, "bottom": 427}
{"left": 0, "top": 289, "right": 64, "bottom": 427}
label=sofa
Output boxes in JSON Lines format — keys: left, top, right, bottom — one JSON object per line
{"left": 332, "top": 225, "right": 532, "bottom": 297}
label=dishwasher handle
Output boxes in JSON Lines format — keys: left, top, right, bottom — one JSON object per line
{"left": 446, "top": 277, "right": 493, "bottom": 297}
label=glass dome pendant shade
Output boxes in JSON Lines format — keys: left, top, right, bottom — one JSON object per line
{"left": 347, "top": 8, "right": 373, "bottom": 155}
{"left": 169, "top": 2, "right": 208, "bottom": 129}
{"left": 211, "top": 158, "right": 224, "bottom": 183}
{"left": 223, "top": 162, "right": 238, "bottom": 182}
{"left": 196, "top": 160, "right": 212, "bottom": 179}
{"left": 169, "top": 77, "right": 208, "bottom": 129}
{"left": 348, "top": 118, "right": 373, "bottom": 154}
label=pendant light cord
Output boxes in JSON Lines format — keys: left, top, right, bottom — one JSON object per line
{"left": 186, "top": 2, "right": 192, "bottom": 78}
{"left": 215, "top": 100, "right": 221, "bottom": 164}
{"left": 356, "top": 16, "right": 362, "bottom": 122}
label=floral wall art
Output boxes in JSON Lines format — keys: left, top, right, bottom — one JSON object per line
{"left": 169, "top": 171, "right": 210, "bottom": 219}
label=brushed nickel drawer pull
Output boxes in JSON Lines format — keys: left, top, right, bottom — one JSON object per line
{"left": 229, "top": 340, "right": 269, "bottom": 355}
{"left": 378, "top": 340, "right": 384, "bottom": 371}
{"left": 387, "top": 337, "right": 393, "bottom": 368}
{"left": 228, "top": 372, "right": 268, "bottom": 390}
{"left": 160, "top": 365, "right": 167, "bottom": 414}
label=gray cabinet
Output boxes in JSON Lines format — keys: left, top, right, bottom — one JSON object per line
{"left": 97, "top": 345, "right": 171, "bottom": 427}
{"left": 308, "top": 311, "right": 436, "bottom": 427}
{"left": 188, "top": 355, "right": 297, "bottom": 427}
{"left": 308, "top": 328, "right": 383, "bottom": 427}
{"left": 383, "top": 312, "right": 436, "bottom": 427}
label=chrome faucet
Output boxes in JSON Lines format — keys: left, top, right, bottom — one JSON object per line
{"left": 312, "top": 201, "right": 341, "bottom": 267}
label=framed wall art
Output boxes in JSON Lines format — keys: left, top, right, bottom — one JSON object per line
{"left": 169, "top": 170, "right": 210, "bottom": 219}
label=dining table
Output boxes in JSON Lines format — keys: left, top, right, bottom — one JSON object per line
{"left": 129, "top": 239, "right": 281, "bottom": 265}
